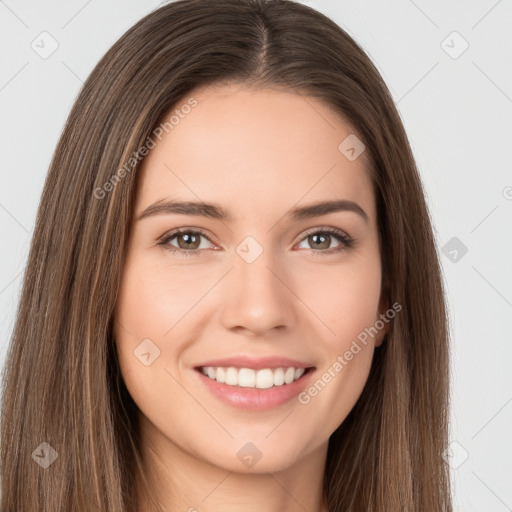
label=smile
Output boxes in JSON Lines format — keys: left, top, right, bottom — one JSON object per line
{"left": 194, "top": 362, "right": 315, "bottom": 411}
{"left": 199, "top": 366, "right": 307, "bottom": 389}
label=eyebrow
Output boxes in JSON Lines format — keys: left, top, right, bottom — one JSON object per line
{"left": 136, "top": 198, "right": 369, "bottom": 223}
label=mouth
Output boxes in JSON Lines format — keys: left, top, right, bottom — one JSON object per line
{"left": 196, "top": 365, "right": 314, "bottom": 389}
{"left": 193, "top": 359, "right": 316, "bottom": 411}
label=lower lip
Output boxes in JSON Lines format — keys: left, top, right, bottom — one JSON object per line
{"left": 195, "top": 368, "right": 315, "bottom": 411}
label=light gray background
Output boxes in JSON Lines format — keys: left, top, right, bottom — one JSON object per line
{"left": 1, "top": 1, "right": 511, "bottom": 510}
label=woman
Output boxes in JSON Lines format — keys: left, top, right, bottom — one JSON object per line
{"left": 0, "top": 0, "right": 452, "bottom": 510}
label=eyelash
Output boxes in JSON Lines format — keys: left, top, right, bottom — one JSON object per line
{"left": 157, "top": 227, "right": 354, "bottom": 257}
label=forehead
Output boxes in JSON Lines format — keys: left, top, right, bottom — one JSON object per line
{"left": 135, "top": 83, "right": 376, "bottom": 225}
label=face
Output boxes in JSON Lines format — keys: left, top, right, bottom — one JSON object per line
{"left": 114, "top": 83, "right": 387, "bottom": 475}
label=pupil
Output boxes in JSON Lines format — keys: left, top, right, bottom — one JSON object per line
{"left": 180, "top": 233, "right": 198, "bottom": 249}
{"left": 311, "top": 234, "right": 329, "bottom": 249}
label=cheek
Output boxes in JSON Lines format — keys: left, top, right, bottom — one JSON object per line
{"left": 296, "top": 270, "right": 380, "bottom": 436}
{"left": 114, "top": 256, "right": 174, "bottom": 377}
{"left": 113, "top": 258, "right": 190, "bottom": 421}
{"left": 113, "top": 253, "right": 217, "bottom": 389}
{"left": 296, "top": 256, "right": 381, "bottom": 432}
{"left": 115, "top": 254, "right": 207, "bottom": 341}
{"left": 293, "top": 255, "right": 382, "bottom": 351}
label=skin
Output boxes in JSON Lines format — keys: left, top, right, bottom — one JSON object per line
{"left": 114, "top": 83, "right": 388, "bottom": 512}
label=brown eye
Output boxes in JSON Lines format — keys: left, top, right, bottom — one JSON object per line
{"left": 175, "top": 232, "right": 201, "bottom": 250}
{"left": 157, "top": 229, "right": 215, "bottom": 256}
{"left": 297, "top": 228, "right": 354, "bottom": 253}
{"left": 307, "top": 233, "right": 331, "bottom": 250}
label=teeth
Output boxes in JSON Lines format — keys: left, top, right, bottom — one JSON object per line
{"left": 273, "top": 368, "right": 285, "bottom": 386}
{"left": 225, "top": 367, "right": 238, "bottom": 386}
{"left": 294, "top": 368, "right": 304, "bottom": 380}
{"left": 284, "top": 367, "right": 295, "bottom": 384}
{"left": 216, "top": 367, "right": 226, "bottom": 383}
{"left": 256, "top": 369, "right": 273, "bottom": 389}
{"left": 200, "top": 366, "right": 306, "bottom": 388}
{"left": 239, "top": 368, "right": 256, "bottom": 388}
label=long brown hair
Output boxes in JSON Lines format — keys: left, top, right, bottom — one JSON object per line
{"left": 0, "top": 0, "right": 452, "bottom": 510}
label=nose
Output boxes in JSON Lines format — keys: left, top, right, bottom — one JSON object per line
{"left": 219, "top": 242, "right": 298, "bottom": 337}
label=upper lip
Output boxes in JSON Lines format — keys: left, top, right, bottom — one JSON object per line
{"left": 194, "top": 356, "right": 315, "bottom": 370}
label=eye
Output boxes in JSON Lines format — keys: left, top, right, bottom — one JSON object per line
{"left": 157, "top": 226, "right": 354, "bottom": 257}
{"left": 296, "top": 227, "right": 354, "bottom": 254}
{"left": 157, "top": 228, "right": 216, "bottom": 256}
